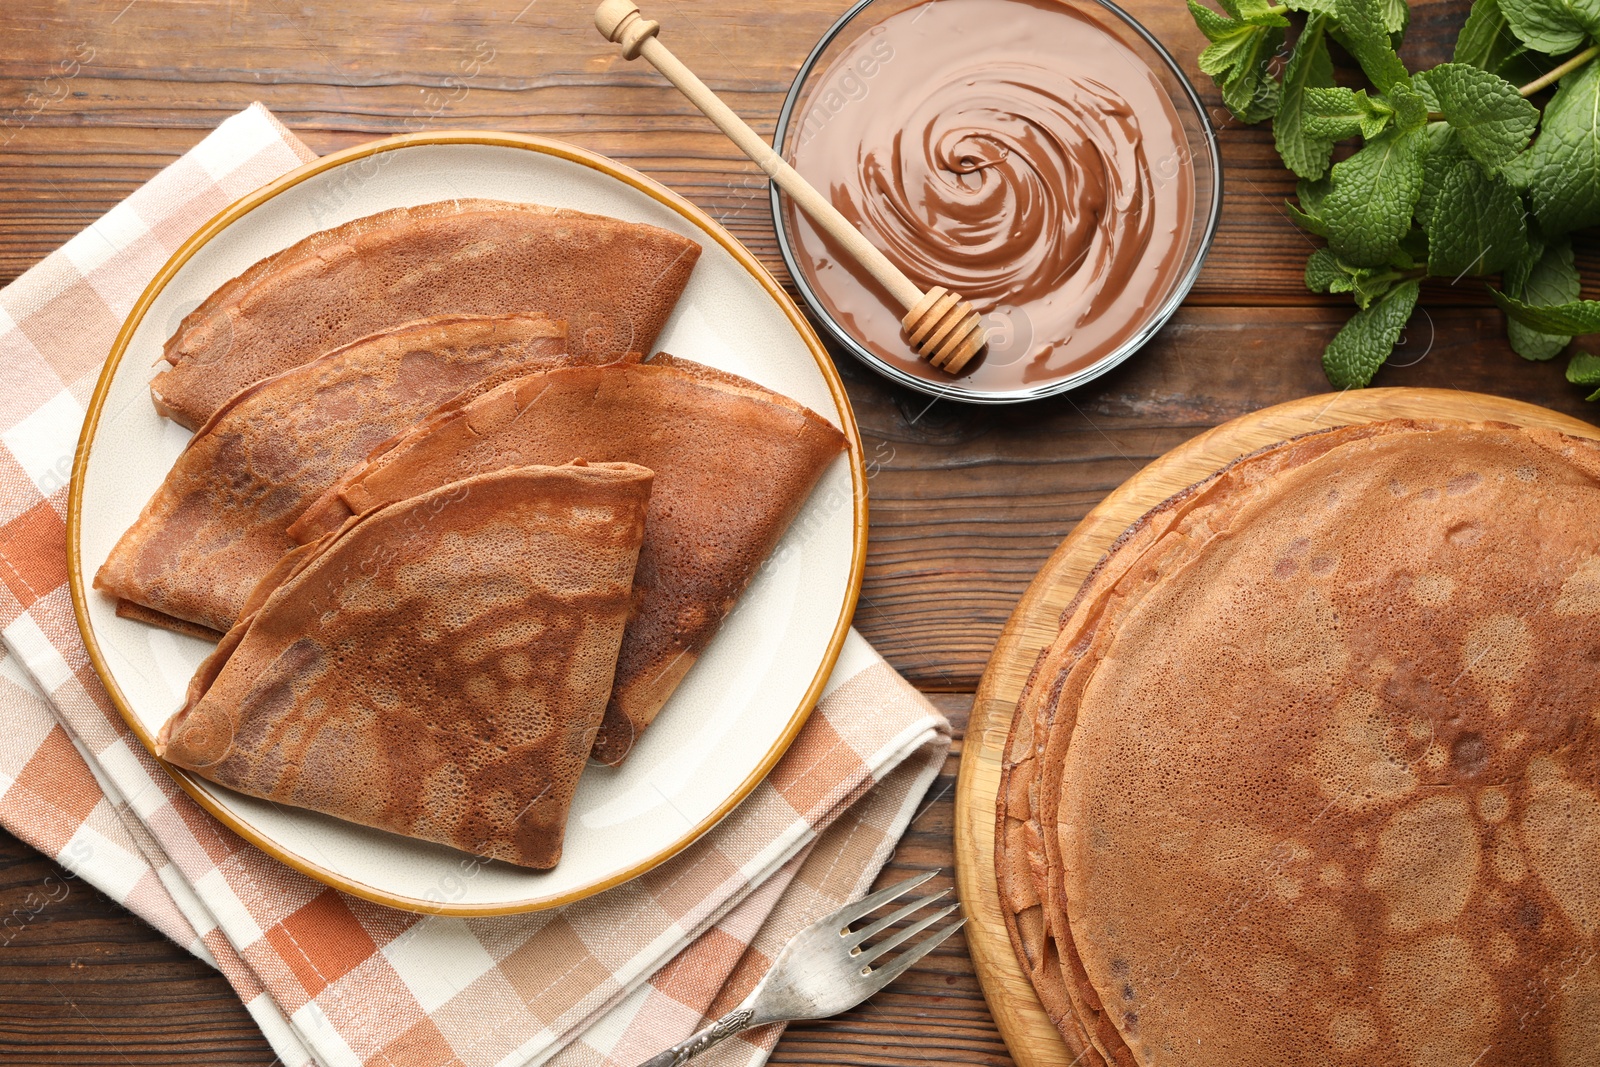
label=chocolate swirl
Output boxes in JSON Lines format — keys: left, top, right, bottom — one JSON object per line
{"left": 785, "top": 0, "right": 1193, "bottom": 390}
{"left": 849, "top": 65, "right": 1154, "bottom": 327}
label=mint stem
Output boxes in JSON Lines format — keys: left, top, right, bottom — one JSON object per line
{"left": 1520, "top": 44, "right": 1600, "bottom": 97}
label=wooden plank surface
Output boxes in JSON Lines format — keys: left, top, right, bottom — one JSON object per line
{"left": 3, "top": 0, "right": 1598, "bottom": 301}
{"left": 3, "top": 0, "right": 1599, "bottom": 1063}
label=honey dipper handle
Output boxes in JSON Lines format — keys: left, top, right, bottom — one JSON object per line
{"left": 594, "top": 0, "right": 925, "bottom": 312}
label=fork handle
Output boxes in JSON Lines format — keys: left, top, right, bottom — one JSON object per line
{"left": 636, "top": 1007, "right": 756, "bottom": 1067}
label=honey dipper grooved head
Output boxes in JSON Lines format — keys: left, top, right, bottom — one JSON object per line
{"left": 595, "top": 0, "right": 660, "bottom": 59}
{"left": 903, "top": 286, "right": 986, "bottom": 374}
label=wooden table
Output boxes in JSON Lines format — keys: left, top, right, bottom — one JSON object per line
{"left": 1, "top": 0, "right": 1594, "bottom": 1062}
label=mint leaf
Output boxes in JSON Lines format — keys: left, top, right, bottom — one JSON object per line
{"left": 1569, "top": 351, "right": 1600, "bottom": 380}
{"left": 1298, "top": 175, "right": 1332, "bottom": 214}
{"left": 1497, "top": 0, "right": 1600, "bottom": 53}
{"left": 1491, "top": 289, "right": 1600, "bottom": 332}
{"left": 1306, "top": 248, "right": 1345, "bottom": 291}
{"left": 1188, "top": 0, "right": 1244, "bottom": 37}
{"left": 1566, "top": 350, "right": 1600, "bottom": 397}
{"left": 1423, "top": 62, "right": 1540, "bottom": 171}
{"left": 1426, "top": 160, "right": 1530, "bottom": 276}
{"left": 1287, "top": 176, "right": 1333, "bottom": 235}
{"left": 1286, "top": 200, "right": 1331, "bottom": 235}
{"left": 1322, "top": 127, "right": 1428, "bottom": 266}
{"left": 1283, "top": 0, "right": 1337, "bottom": 12}
{"left": 1190, "top": 0, "right": 1288, "bottom": 123}
{"left": 1352, "top": 269, "right": 1403, "bottom": 307}
{"left": 1332, "top": 0, "right": 1412, "bottom": 91}
{"left": 1323, "top": 280, "right": 1422, "bottom": 387}
{"left": 1302, "top": 86, "right": 1392, "bottom": 140}
{"left": 1414, "top": 71, "right": 1442, "bottom": 111}
{"left": 1568, "top": 350, "right": 1600, "bottom": 381}
{"left": 1205, "top": 37, "right": 1287, "bottom": 122}
{"left": 1454, "top": 0, "right": 1546, "bottom": 80}
{"left": 1455, "top": 0, "right": 1520, "bottom": 67}
{"left": 1499, "top": 145, "right": 1537, "bottom": 187}
{"left": 1381, "top": 0, "right": 1411, "bottom": 36}
{"left": 1304, "top": 249, "right": 1403, "bottom": 305}
{"left": 1275, "top": 16, "right": 1339, "bottom": 178}
{"left": 1223, "top": 0, "right": 1292, "bottom": 20}
{"left": 1527, "top": 59, "right": 1600, "bottom": 236}
{"left": 1387, "top": 83, "right": 1432, "bottom": 131}
{"left": 1418, "top": 124, "right": 1472, "bottom": 225}
{"left": 1504, "top": 237, "right": 1581, "bottom": 359}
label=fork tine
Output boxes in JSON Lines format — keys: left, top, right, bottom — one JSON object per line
{"left": 829, "top": 869, "right": 938, "bottom": 930}
{"left": 855, "top": 902, "right": 960, "bottom": 967}
{"left": 845, "top": 890, "right": 949, "bottom": 950}
{"left": 858, "top": 918, "right": 966, "bottom": 991}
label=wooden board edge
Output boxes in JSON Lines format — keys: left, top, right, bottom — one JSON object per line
{"left": 953, "top": 387, "right": 1600, "bottom": 1067}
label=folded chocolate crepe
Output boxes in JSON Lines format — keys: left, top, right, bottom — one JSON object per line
{"left": 290, "top": 356, "right": 848, "bottom": 765}
{"left": 98, "top": 314, "right": 635, "bottom": 636}
{"left": 151, "top": 199, "right": 701, "bottom": 429}
{"left": 158, "top": 461, "right": 655, "bottom": 869}
{"left": 998, "top": 419, "right": 1600, "bottom": 1067}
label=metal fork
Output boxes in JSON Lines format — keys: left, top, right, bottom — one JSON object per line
{"left": 636, "top": 870, "right": 964, "bottom": 1067}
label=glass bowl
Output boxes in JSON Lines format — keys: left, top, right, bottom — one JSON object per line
{"left": 770, "top": 0, "right": 1222, "bottom": 404}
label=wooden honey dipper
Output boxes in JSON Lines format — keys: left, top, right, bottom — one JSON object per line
{"left": 595, "top": 0, "right": 987, "bottom": 375}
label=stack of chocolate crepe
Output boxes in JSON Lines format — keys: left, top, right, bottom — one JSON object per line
{"left": 996, "top": 420, "right": 1600, "bottom": 1067}
{"left": 96, "top": 199, "right": 847, "bottom": 869}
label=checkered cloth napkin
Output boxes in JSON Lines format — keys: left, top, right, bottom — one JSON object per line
{"left": 0, "top": 104, "right": 951, "bottom": 1067}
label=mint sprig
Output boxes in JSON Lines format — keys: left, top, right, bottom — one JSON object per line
{"left": 1188, "top": 0, "right": 1600, "bottom": 398}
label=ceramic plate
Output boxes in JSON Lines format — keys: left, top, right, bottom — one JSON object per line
{"left": 68, "top": 132, "right": 866, "bottom": 915}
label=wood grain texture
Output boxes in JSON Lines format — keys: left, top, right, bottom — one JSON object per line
{"left": 1, "top": 0, "right": 1597, "bottom": 300}
{"left": 6, "top": 0, "right": 1600, "bottom": 1062}
{"left": 952, "top": 390, "right": 1600, "bottom": 1067}
{"left": 0, "top": 833, "right": 279, "bottom": 1065}
{"left": 852, "top": 303, "right": 1600, "bottom": 689}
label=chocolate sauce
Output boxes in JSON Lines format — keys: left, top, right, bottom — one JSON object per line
{"left": 783, "top": 0, "right": 1196, "bottom": 391}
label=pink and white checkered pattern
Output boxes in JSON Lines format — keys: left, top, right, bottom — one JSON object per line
{"left": 0, "top": 104, "right": 951, "bottom": 1067}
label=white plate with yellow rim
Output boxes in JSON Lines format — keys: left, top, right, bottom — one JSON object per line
{"left": 67, "top": 131, "right": 866, "bottom": 915}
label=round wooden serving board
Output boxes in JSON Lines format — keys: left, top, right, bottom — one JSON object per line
{"left": 952, "top": 387, "right": 1600, "bottom": 1067}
